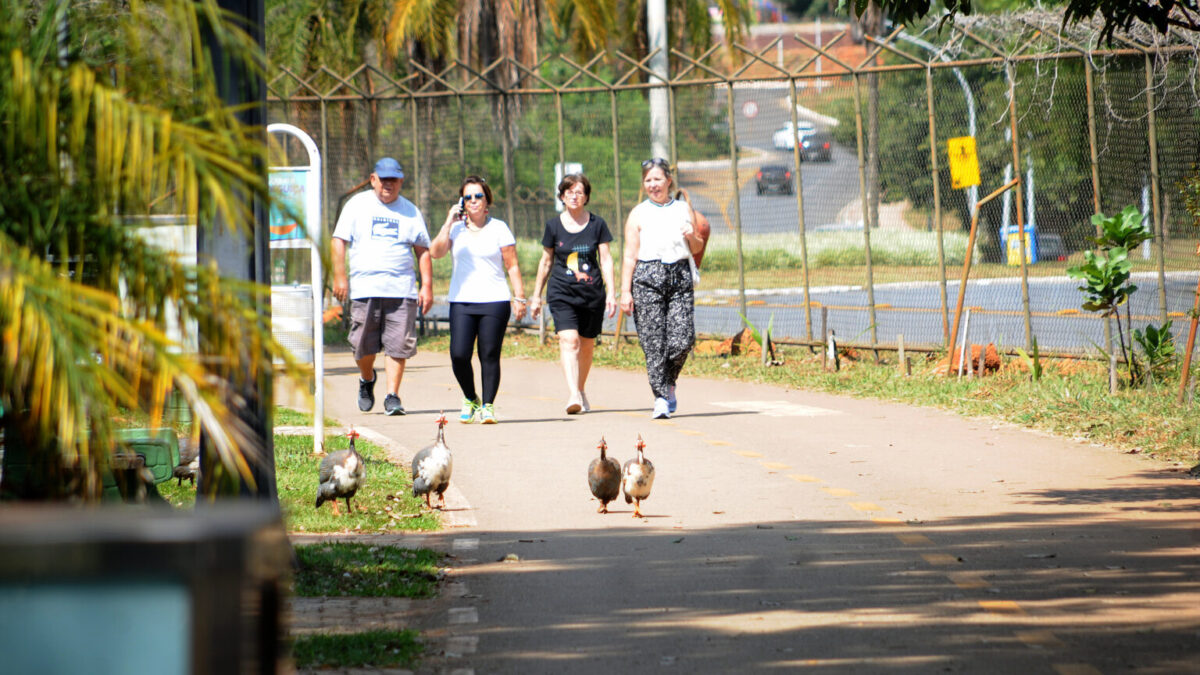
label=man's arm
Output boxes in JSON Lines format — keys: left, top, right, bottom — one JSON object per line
{"left": 331, "top": 237, "right": 349, "bottom": 303}
{"left": 414, "top": 245, "right": 433, "bottom": 314}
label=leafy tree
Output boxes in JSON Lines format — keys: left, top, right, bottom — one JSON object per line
{"left": 0, "top": 0, "right": 295, "bottom": 500}
{"left": 844, "top": 0, "right": 1200, "bottom": 41}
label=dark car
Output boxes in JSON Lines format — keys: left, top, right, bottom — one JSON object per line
{"left": 800, "top": 131, "right": 833, "bottom": 162}
{"left": 755, "top": 164, "right": 794, "bottom": 195}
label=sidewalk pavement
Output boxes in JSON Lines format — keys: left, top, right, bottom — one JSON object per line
{"left": 285, "top": 344, "right": 1200, "bottom": 674}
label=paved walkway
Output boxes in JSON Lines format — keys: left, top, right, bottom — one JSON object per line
{"left": 289, "top": 346, "right": 1200, "bottom": 674}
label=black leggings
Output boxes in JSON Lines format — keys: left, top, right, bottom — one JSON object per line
{"left": 449, "top": 301, "right": 511, "bottom": 405}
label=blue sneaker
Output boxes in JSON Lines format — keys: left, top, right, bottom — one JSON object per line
{"left": 358, "top": 372, "right": 377, "bottom": 412}
{"left": 667, "top": 385, "right": 677, "bottom": 413}
{"left": 459, "top": 397, "right": 479, "bottom": 424}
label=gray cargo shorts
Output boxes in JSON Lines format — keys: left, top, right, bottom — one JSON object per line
{"left": 349, "top": 297, "right": 418, "bottom": 361}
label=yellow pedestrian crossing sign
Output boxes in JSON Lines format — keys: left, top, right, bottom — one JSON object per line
{"left": 947, "top": 136, "right": 981, "bottom": 189}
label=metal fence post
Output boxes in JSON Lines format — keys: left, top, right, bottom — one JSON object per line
{"left": 851, "top": 72, "right": 879, "bottom": 354}
{"left": 788, "top": 77, "right": 813, "bottom": 342}
{"left": 926, "top": 65, "right": 950, "bottom": 344}
{"left": 725, "top": 81, "right": 748, "bottom": 322}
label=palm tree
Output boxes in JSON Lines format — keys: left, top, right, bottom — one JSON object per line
{"left": 0, "top": 0, "right": 296, "bottom": 500}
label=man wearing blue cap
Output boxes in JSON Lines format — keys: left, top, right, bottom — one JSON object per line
{"left": 332, "top": 157, "right": 433, "bottom": 415}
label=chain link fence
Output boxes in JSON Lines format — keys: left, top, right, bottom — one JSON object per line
{"left": 267, "top": 11, "right": 1200, "bottom": 357}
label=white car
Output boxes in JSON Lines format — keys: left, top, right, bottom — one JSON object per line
{"left": 772, "top": 121, "right": 817, "bottom": 150}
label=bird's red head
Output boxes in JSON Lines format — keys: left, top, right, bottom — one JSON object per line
{"left": 636, "top": 434, "right": 645, "bottom": 451}
{"left": 597, "top": 437, "right": 607, "bottom": 450}
{"left": 346, "top": 427, "right": 360, "bottom": 441}
{"left": 436, "top": 413, "right": 448, "bottom": 428}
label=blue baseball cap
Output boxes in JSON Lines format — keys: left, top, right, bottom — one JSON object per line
{"left": 373, "top": 157, "right": 405, "bottom": 179}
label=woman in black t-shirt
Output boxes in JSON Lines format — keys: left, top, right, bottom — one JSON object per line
{"left": 530, "top": 173, "right": 616, "bottom": 415}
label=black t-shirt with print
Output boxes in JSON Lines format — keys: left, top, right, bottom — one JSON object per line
{"left": 540, "top": 213, "right": 613, "bottom": 307}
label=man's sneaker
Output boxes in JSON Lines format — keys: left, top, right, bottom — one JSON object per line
{"left": 566, "top": 393, "right": 583, "bottom": 415}
{"left": 580, "top": 391, "right": 591, "bottom": 412}
{"left": 358, "top": 373, "right": 377, "bottom": 411}
{"left": 383, "top": 394, "right": 405, "bottom": 416}
{"left": 667, "top": 385, "right": 677, "bottom": 414}
{"left": 459, "top": 397, "right": 479, "bottom": 424}
{"left": 479, "top": 403, "right": 498, "bottom": 424}
{"left": 652, "top": 397, "right": 670, "bottom": 419}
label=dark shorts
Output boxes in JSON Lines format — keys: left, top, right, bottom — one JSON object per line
{"left": 548, "top": 298, "right": 605, "bottom": 339}
{"left": 349, "top": 297, "right": 418, "bottom": 360}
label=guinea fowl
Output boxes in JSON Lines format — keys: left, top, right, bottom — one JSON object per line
{"left": 587, "top": 437, "right": 621, "bottom": 514}
{"left": 621, "top": 435, "right": 656, "bottom": 518}
{"left": 173, "top": 436, "right": 199, "bottom": 487}
{"left": 315, "top": 428, "right": 366, "bottom": 516}
{"left": 412, "top": 413, "right": 453, "bottom": 509}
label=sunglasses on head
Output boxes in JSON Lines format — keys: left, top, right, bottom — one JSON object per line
{"left": 641, "top": 157, "right": 670, "bottom": 170}
{"left": 463, "top": 193, "right": 486, "bottom": 202}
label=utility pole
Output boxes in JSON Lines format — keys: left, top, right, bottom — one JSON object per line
{"left": 647, "top": 0, "right": 669, "bottom": 161}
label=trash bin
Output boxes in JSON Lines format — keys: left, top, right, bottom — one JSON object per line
{"left": 271, "top": 284, "right": 314, "bottom": 364}
{"left": 1001, "top": 223, "right": 1038, "bottom": 265}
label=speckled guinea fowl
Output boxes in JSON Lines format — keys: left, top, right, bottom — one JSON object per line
{"left": 315, "top": 428, "right": 366, "bottom": 516}
{"left": 587, "top": 437, "right": 621, "bottom": 514}
{"left": 412, "top": 413, "right": 453, "bottom": 509}
{"left": 621, "top": 435, "right": 655, "bottom": 518}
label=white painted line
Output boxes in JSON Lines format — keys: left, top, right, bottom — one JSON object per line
{"left": 712, "top": 400, "right": 841, "bottom": 417}
{"left": 453, "top": 538, "right": 480, "bottom": 552}
{"left": 448, "top": 607, "right": 479, "bottom": 624}
{"left": 445, "top": 635, "right": 479, "bottom": 657}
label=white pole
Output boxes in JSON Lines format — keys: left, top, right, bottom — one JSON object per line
{"left": 648, "top": 0, "right": 670, "bottom": 161}
{"left": 267, "top": 123, "right": 324, "bottom": 456}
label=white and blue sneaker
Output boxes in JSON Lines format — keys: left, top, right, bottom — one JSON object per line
{"left": 652, "top": 397, "right": 671, "bottom": 419}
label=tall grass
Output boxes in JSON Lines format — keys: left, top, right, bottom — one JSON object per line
{"left": 702, "top": 230, "right": 975, "bottom": 271}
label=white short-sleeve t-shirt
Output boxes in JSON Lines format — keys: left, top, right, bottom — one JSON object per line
{"left": 332, "top": 191, "right": 431, "bottom": 300}
{"left": 446, "top": 218, "right": 517, "bottom": 303}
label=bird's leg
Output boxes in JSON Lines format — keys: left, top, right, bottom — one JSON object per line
{"left": 437, "top": 493, "right": 447, "bottom": 510}
{"left": 597, "top": 503, "right": 608, "bottom": 514}
{"left": 425, "top": 493, "right": 432, "bottom": 509}
{"left": 331, "top": 500, "right": 342, "bottom": 517}
{"left": 632, "top": 500, "right": 642, "bottom": 518}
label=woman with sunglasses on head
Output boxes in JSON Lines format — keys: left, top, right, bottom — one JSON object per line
{"left": 620, "top": 158, "right": 706, "bottom": 419}
{"left": 530, "top": 173, "right": 616, "bottom": 415}
{"left": 430, "top": 176, "right": 527, "bottom": 424}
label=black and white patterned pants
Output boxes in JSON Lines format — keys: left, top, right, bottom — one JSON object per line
{"left": 631, "top": 260, "right": 695, "bottom": 400}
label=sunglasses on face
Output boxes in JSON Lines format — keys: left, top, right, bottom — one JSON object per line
{"left": 463, "top": 193, "right": 486, "bottom": 202}
{"left": 641, "top": 157, "right": 670, "bottom": 170}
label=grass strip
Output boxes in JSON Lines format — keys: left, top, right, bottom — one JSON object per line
{"left": 293, "top": 542, "right": 444, "bottom": 598}
{"left": 159, "top": 433, "right": 441, "bottom": 533}
{"left": 291, "top": 629, "right": 422, "bottom": 669}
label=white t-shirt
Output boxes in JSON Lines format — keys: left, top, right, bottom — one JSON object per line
{"left": 332, "top": 191, "right": 431, "bottom": 300}
{"left": 631, "top": 198, "right": 692, "bottom": 264}
{"left": 446, "top": 218, "right": 517, "bottom": 303}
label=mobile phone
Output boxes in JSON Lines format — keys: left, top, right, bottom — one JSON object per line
{"left": 456, "top": 197, "right": 465, "bottom": 218}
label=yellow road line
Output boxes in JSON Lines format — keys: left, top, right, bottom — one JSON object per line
{"left": 676, "top": 429, "right": 704, "bottom": 436}
{"left": 849, "top": 502, "right": 882, "bottom": 512}
{"left": 947, "top": 572, "right": 989, "bottom": 589}
{"left": 1053, "top": 665, "right": 1102, "bottom": 675}
{"left": 821, "top": 487, "right": 856, "bottom": 497}
{"left": 922, "top": 553, "right": 960, "bottom": 566}
{"left": 979, "top": 600, "right": 1024, "bottom": 615}
{"left": 706, "top": 439, "right": 731, "bottom": 446}
{"left": 788, "top": 474, "right": 821, "bottom": 483}
{"left": 1017, "top": 631, "right": 1066, "bottom": 648}
{"left": 761, "top": 462, "right": 792, "bottom": 471}
{"left": 734, "top": 449, "right": 763, "bottom": 457}
{"left": 895, "top": 533, "right": 934, "bottom": 546}
{"left": 872, "top": 517, "right": 904, "bottom": 525}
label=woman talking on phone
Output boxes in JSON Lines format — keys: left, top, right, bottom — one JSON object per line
{"left": 430, "top": 176, "right": 527, "bottom": 424}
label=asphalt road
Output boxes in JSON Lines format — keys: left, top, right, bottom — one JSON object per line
{"left": 312, "top": 348, "right": 1200, "bottom": 674}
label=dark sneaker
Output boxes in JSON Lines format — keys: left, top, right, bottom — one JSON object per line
{"left": 358, "top": 373, "right": 376, "bottom": 411}
{"left": 383, "top": 394, "right": 405, "bottom": 416}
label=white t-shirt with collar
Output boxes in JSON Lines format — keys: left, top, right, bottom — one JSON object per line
{"left": 447, "top": 217, "right": 518, "bottom": 303}
{"left": 332, "top": 191, "right": 431, "bottom": 300}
